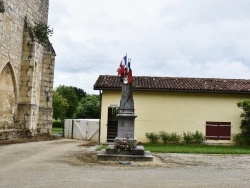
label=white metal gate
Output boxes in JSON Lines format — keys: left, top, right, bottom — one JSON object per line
{"left": 64, "top": 119, "right": 99, "bottom": 143}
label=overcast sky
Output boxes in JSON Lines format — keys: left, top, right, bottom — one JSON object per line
{"left": 48, "top": 0, "right": 250, "bottom": 94}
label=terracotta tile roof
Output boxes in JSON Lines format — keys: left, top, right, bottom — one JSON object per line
{"left": 93, "top": 75, "right": 250, "bottom": 93}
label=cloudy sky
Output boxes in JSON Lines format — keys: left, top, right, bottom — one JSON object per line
{"left": 48, "top": 0, "right": 250, "bottom": 94}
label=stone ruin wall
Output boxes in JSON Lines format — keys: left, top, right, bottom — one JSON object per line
{"left": 0, "top": 0, "right": 55, "bottom": 138}
{"left": 0, "top": 0, "right": 49, "bottom": 76}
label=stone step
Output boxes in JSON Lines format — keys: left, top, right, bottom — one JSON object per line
{"left": 97, "top": 150, "right": 153, "bottom": 161}
{"left": 106, "top": 145, "right": 145, "bottom": 155}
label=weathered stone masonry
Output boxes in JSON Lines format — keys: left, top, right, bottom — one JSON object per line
{"left": 0, "top": 0, "right": 55, "bottom": 137}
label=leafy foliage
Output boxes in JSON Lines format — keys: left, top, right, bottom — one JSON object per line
{"left": 55, "top": 85, "right": 79, "bottom": 119}
{"left": 233, "top": 133, "right": 247, "bottom": 145}
{"left": 183, "top": 132, "right": 193, "bottom": 143}
{"left": 158, "top": 131, "right": 170, "bottom": 143}
{"left": 24, "top": 17, "right": 53, "bottom": 46}
{"left": 52, "top": 119, "right": 64, "bottom": 128}
{"left": 183, "top": 131, "right": 204, "bottom": 144}
{"left": 159, "top": 131, "right": 181, "bottom": 144}
{"left": 145, "top": 132, "right": 160, "bottom": 143}
{"left": 146, "top": 131, "right": 204, "bottom": 144}
{"left": 236, "top": 100, "right": 250, "bottom": 145}
{"left": 193, "top": 131, "right": 205, "bottom": 143}
{"left": 32, "top": 20, "right": 53, "bottom": 45}
{"left": 53, "top": 85, "right": 100, "bottom": 121}
{"left": 74, "top": 94, "right": 100, "bottom": 119}
{"left": 69, "top": 86, "right": 87, "bottom": 101}
{"left": 52, "top": 91, "right": 69, "bottom": 121}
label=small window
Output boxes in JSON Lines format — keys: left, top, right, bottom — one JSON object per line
{"left": 206, "top": 121, "right": 231, "bottom": 140}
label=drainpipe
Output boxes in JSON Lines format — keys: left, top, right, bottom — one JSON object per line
{"left": 98, "top": 90, "right": 102, "bottom": 145}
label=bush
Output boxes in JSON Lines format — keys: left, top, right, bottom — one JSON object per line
{"left": 237, "top": 100, "right": 250, "bottom": 145}
{"left": 53, "top": 119, "right": 63, "bottom": 128}
{"left": 233, "top": 133, "right": 247, "bottom": 145}
{"left": 145, "top": 132, "right": 160, "bottom": 143}
{"left": 159, "top": 131, "right": 170, "bottom": 143}
{"left": 146, "top": 131, "right": 204, "bottom": 144}
{"left": 169, "top": 132, "right": 181, "bottom": 144}
{"left": 193, "top": 131, "right": 205, "bottom": 144}
{"left": 183, "top": 131, "right": 204, "bottom": 144}
{"left": 159, "top": 131, "right": 181, "bottom": 144}
{"left": 183, "top": 132, "right": 193, "bottom": 144}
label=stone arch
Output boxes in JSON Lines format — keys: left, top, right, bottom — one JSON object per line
{"left": 0, "top": 62, "right": 18, "bottom": 129}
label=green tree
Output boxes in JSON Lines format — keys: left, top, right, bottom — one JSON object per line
{"left": 69, "top": 86, "right": 87, "bottom": 101}
{"left": 52, "top": 91, "right": 69, "bottom": 122}
{"left": 55, "top": 85, "right": 78, "bottom": 118}
{"left": 74, "top": 94, "right": 100, "bottom": 119}
{"left": 237, "top": 100, "right": 250, "bottom": 145}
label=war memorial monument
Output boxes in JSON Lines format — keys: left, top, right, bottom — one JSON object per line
{"left": 97, "top": 56, "right": 153, "bottom": 161}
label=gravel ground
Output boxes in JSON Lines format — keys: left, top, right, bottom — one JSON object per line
{"left": 0, "top": 138, "right": 250, "bottom": 188}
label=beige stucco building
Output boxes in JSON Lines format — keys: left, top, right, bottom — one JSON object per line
{"left": 94, "top": 75, "right": 250, "bottom": 144}
{"left": 0, "top": 0, "right": 55, "bottom": 137}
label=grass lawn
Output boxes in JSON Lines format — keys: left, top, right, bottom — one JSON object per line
{"left": 143, "top": 143, "right": 250, "bottom": 154}
{"left": 52, "top": 127, "right": 63, "bottom": 135}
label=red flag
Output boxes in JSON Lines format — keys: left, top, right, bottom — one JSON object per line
{"left": 117, "top": 55, "right": 127, "bottom": 75}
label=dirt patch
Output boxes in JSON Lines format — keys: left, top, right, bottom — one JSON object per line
{"left": 62, "top": 148, "right": 183, "bottom": 168}
{"left": 62, "top": 151, "right": 99, "bottom": 166}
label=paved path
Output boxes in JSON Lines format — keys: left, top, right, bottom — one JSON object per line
{"left": 0, "top": 139, "right": 250, "bottom": 188}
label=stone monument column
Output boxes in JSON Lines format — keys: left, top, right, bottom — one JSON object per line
{"left": 114, "top": 82, "right": 137, "bottom": 148}
{"left": 97, "top": 56, "right": 153, "bottom": 161}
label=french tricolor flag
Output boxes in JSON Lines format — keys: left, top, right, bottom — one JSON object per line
{"left": 117, "top": 55, "right": 133, "bottom": 84}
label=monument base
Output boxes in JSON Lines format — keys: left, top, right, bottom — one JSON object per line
{"left": 114, "top": 137, "right": 138, "bottom": 148}
{"left": 97, "top": 145, "right": 153, "bottom": 161}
